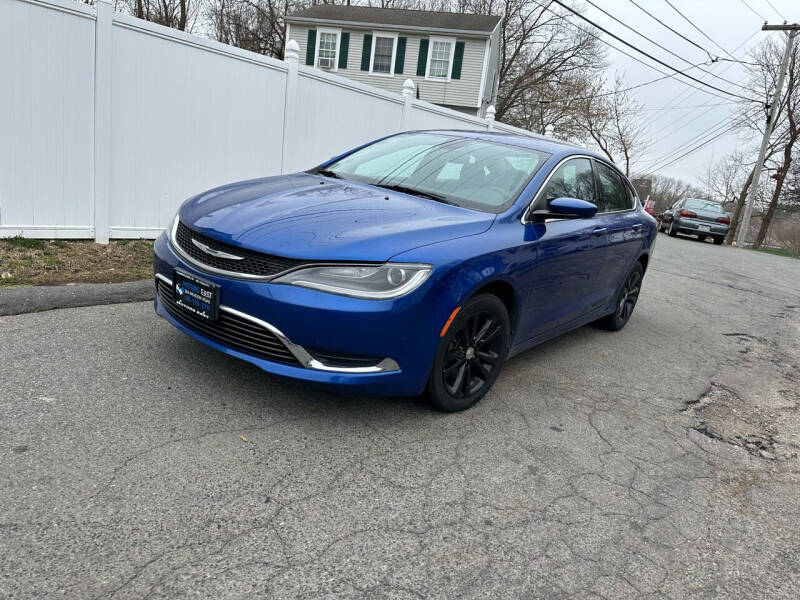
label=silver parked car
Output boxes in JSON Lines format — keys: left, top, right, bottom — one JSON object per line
{"left": 659, "top": 198, "right": 730, "bottom": 244}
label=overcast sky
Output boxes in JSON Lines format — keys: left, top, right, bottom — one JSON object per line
{"left": 576, "top": 0, "right": 797, "bottom": 186}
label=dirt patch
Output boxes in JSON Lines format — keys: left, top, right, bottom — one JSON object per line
{"left": 0, "top": 238, "right": 153, "bottom": 287}
{"left": 684, "top": 383, "right": 798, "bottom": 461}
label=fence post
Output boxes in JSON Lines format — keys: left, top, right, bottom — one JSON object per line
{"left": 281, "top": 39, "right": 300, "bottom": 174}
{"left": 485, "top": 105, "right": 495, "bottom": 131}
{"left": 401, "top": 78, "right": 415, "bottom": 131}
{"left": 93, "top": 0, "right": 113, "bottom": 243}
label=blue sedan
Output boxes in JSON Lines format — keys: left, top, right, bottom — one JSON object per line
{"left": 153, "top": 130, "right": 656, "bottom": 411}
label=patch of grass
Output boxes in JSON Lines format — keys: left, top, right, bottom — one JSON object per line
{"left": 745, "top": 245, "right": 800, "bottom": 259}
{"left": 0, "top": 238, "right": 154, "bottom": 287}
{"left": 5, "top": 235, "right": 47, "bottom": 250}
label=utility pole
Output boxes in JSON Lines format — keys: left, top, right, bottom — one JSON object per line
{"left": 736, "top": 23, "right": 799, "bottom": 248}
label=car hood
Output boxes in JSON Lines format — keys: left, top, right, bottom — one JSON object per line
{"left": 179, "top": 173, "right": 495, "bottom": 261}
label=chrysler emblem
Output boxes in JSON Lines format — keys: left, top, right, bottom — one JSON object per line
{"left": 191, "top": 238, "right": 245, "bottom": 260}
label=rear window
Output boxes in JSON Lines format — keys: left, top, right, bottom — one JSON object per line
{"left": 685, "top": 199, "right": 723, "bottom": 213}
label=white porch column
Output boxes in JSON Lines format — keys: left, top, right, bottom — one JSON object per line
{"left": 93, "top": 0, "right": 113, "bottom": 243}
{"left": 281, "top": 39, "right": 300, "bottom": 174}
{"left": 401, "top": 78, "right": 416, "bottom": 131}
{"left": 485, "top": 105, "right": 496, "bottom": 131}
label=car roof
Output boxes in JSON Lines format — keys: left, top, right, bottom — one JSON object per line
{"left": 419, "top": 129, "right": 614, "bottom": 167}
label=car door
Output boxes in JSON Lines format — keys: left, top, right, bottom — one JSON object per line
{"left": 591, "top": 161, "right": 645, "bottom": 303}
{"left": 517, "top": 156, "right": 607, "bottom": 340}
{"left": 663, "top": 200, "right": 683, "bottom": 225}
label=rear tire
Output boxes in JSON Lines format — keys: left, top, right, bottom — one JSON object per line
{"left": 668, "top": 220, "right": 677, "bottom": 237}
{"left": 597, "top": 263, "right": 644, "bottom": 332}
{"left": 425, "top": 294, "right": 510, "bottom": 412}
{"left": 714, "top": 236, "right": 724, "bottom": 245}
{"left": 698, "top": 235, "right": 706, "bottom": 242}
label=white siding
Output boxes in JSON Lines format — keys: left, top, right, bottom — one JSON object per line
{"left": 291, "top": 25, "right": 486, "bottom": 109}
{"left": 290, "top": 68, "right": 404, "bottom": 172}
{"left": 0, "top": 0, "right": 535, "bottom": 240}
{"left": 107, "top": 15, "right": 287, "bottom": 234}
{"left": 0, "top": 0, "right": 95, "bottom": 234}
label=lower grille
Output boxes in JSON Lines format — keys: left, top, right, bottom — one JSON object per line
{"left": 156, "top": 279, "right": 300, "bottom": 366}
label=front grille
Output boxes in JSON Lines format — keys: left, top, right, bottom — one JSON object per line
{"left": 156, "top": 278, "right": 300, "bottom": 366}
{"left": 174, "top": 221, "right": 306, "bottom": 278}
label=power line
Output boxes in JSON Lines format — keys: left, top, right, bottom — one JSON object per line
{"left": 625, "top": 0, "right": 716, "bottom": 60}
{"left": 763, "top": 0, "right": 787, "bottom": 21}
{"left": 647, "top": 123, "right": 742, "bottom": 173}
{"left": 737, "top": 0, "right": 768, "bottom": 21}
{"left": 529, "top": 0, "right": 737, "bottom": 102}
{"left": 642, "top": 29, "right": 760, "bottom": 120}
{"left": 647, "top": 102, "right": 731, "bottom": 140}
{"left": 642, "top": 101, "right": 736, "bottom": 111}
{"left": 562, "top": 61, "right": 714, "bottom": 103}
{"left": 644, "top": 110, "right": 755, "bottom": 167}
{"left": 584, "top": 0, "right": 754, "bottom": 92}
{"left": 550, "top": 0, "right": 759, "bottom": 101}
{"left": 662, "top": 0, "right": 738, "bottom": 60}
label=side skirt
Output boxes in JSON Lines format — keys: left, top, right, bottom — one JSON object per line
{"left": 507, "top": 303, "right": 614, "bottom": 359}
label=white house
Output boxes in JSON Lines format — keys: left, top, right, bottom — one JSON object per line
{"left": 286, "top": 6, "right": 502, "bottom": 117}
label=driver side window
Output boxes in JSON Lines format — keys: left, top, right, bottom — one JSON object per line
{"left": 540, "top": 158, "right": 596, "bottom": 205}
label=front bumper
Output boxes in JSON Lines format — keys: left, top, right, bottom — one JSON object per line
{"left": 153, "top": 232, "right": 449, "bottom": 396}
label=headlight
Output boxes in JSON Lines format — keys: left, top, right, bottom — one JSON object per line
{"left": 167, "top": 212, "right": 180, "bottom": 239}
{"left": 273, "top": 263, "right": 432, "bottom": 299}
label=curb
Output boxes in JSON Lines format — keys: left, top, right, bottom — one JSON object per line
{"left": 0, "top": 279, "right": 155, "bottom": 316}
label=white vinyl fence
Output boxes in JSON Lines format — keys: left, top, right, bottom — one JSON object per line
{"left": 0, "top": 0, "right": 540, "bottom": 242}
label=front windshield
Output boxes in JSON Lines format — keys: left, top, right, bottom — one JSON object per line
{"left": 317, "top": 133, "right": 550, "bottom": 213}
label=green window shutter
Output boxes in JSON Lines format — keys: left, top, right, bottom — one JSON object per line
{"left": 451, "top": 41, "right": 465, "bottom": 79}
{"left": 395, "top": 37, "right": 407, "bottom": 74}
{"left": 338, "top": 32, "right": 350, "bottom": 69}
{"left": 305, "top": 30, "right": 316, "bottom": 66}
{"left": 416, "top": 39, "right": 429, "bottom": 76}
{"left": 361, "top": 34, "right": 372, "bottom": 71}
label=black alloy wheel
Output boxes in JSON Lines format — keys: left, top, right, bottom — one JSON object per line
{"left": 598, "top": 262, "right": 644, "bottom": 331}
{"left": 426, "top": 294, "right": 510, "bottom": 412}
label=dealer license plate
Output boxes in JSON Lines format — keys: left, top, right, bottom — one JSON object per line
{"left": 173, "top": 269, "right": 220, "bottom": 321}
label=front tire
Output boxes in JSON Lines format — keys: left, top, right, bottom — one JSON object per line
{"left": 426, "top": 294, "right": 510, "bottom": 412}
{"left": 598, "top": 263, "right": 643, "bottom": 331}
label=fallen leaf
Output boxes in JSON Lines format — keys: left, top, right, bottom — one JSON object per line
{"left": 239, "top": 435, "right": 248, "bottom": 442}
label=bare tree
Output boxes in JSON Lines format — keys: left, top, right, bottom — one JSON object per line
{"left": 208, "top": 0, "right": 296, "bottom": 57}
{"left": 574, "top": 76, "right": 648, "bottom": 177}
{"left": 752, "top": 38, "right": 799, "bottom": 249}
{"left": 728, "top": 36, "right": 800, "bottom": 247}
{"left": 632, "top": 173, "right": 705, "bottom": 214}
{"left": 702, "top": 149, "right": 751, "bottom": 206}
{"left": 124, "top": 0, "right": 201, "bottom": 30}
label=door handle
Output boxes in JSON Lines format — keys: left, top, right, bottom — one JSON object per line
{"left": 592, "top": 227, "right": 607, "bottom": 236}
{"left": 631, "top": 224, "right": 642, "bottom": 231}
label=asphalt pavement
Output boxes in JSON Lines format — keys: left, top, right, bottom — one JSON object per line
{"left": 2, "top": 234, "right": 799, "bottom": 599}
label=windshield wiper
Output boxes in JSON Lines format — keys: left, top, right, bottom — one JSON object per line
{"left": 315, "top": 169, "right": 343, "bottom": 179}
{"left": 375, "top": 184, "right": 453, "bottom": 204}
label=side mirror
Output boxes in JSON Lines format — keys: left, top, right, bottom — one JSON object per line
{"left": 530, "top": 197, "right": 597, "bottom": 222}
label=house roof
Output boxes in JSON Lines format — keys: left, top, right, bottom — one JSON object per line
{"left": 287, "top": 6, "right": 500, "bottom": 35}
